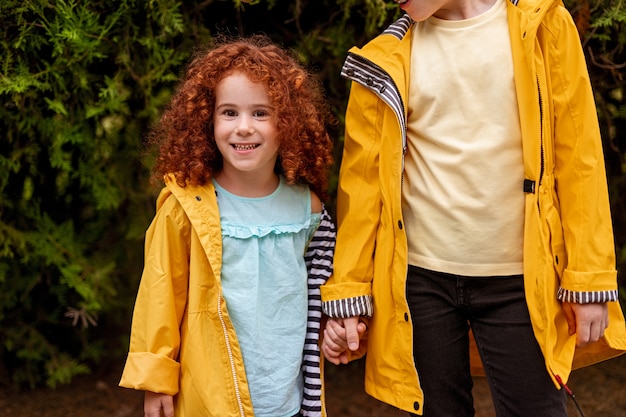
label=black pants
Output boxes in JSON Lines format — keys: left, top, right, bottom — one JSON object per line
{"left": 406, "top": 265, "right": 567, "bottom": 417}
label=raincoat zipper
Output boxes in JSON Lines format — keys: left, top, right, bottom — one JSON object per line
{"left": 218, "top": 294, "right": 246, "bottom": 417}
{"left": 536, "top": 75, "right": 546, "bottom": 214}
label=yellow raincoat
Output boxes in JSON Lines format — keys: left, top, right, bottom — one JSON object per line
{"left": 321, "top": 0, "right": 626, "bottom": 414}
{"left": 120, "top": 175, "right": 333, "bottom": 416}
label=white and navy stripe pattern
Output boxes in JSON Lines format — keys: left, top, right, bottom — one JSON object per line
{"left": 557, "top": 288, "right": 618, "bottom": 303}
{"left": 321, "top": 295, "right": 374, "bottom": 319}
{"left": 301, "top": 206, "right": 335, "bottom": 417}
{"left": 341, "top": 54, "right": 407, "bottom": 140}
{"left": 340, "top": 16, "right": 411, "bottom": 170}
{"left": 341, "top": 57, "right": 407, "bottom": 167}
{"left": 381, "top": 13, "right": 412, "bottom": 40}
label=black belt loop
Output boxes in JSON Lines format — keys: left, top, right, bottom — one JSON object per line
{"left": 523, "top": 179, "right": 536, "bottom": 194}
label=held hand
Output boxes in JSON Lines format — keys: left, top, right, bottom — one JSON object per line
{"left": 144, "top": 391, "right": 175, "bottom": 417}
{"left": 562, "top": 302, "right": 609, "bottom": 348}
{"left": 322, "top": 316, "right": 366, "bottom": 365}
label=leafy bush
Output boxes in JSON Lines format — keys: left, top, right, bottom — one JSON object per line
{"left": 0, "top": 0, "right": 187, "bottom": 388}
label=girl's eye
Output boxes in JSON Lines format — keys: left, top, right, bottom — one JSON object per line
{"left": 253, "top": 110, "right": 269, "bottom": 117}
{"left": 223, "top": 109, "right": 237, "bottom": 117}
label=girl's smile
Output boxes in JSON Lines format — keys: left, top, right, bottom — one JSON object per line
{"left": 232, "top": 143, "right": 260, "bottom": 151}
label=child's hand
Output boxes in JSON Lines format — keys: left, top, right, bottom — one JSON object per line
{"left": 145, "top": 391, "right": 174, "bottom": 417}
{"left": 561, "top": 302, "right": 609, "bottom": 347}
{"left": 322, "top": 316, "right": 367, "bottom": 365}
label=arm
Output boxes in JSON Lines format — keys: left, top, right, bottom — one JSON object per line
{"left": 119, "top": 190, "right": 190, "bottom": 395}
{"left": 320, "top": 81, "right": 382, "bottom": 360}
{"left": 551, "top": 7, "right": 617, "bottom": 292}
{"left": 549, "top": 8, "right": 617, "bottom": 344}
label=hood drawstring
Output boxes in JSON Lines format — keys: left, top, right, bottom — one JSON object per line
{"left": 555, "top": 374, "right": 586, "bottom": 417}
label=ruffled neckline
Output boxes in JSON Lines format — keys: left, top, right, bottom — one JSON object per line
{"left": 220, "top": 214, "right": 321, "bottom": 239}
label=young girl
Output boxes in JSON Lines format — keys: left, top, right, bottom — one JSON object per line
{"left": 119, "top": 35, "right": 335, "bottom": 417}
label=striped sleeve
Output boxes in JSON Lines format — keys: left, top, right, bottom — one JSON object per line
{"left": 557, "top": 287, "right": 619, "bottom": 303}
{"left": 322, "top": 295, "right": 374, "bottom": 319}
{"left": 301, "top": 206, "right": 335, "bottom": 417}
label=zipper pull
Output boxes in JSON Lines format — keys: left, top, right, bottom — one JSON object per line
{"left": 555, "top": 374, "right": 586, "bottom": 417}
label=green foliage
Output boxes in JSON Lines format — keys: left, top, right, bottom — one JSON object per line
{"left": 0, "top": 0, "right": 191, "bottom": 389}
{"left": 1, "top": 0, "right": 625, "bottom": 390}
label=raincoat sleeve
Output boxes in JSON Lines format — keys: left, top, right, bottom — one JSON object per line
{"left": 119, "top": 189, "right": 190, "bottom": 395}
{"left": 548, "top": 8, "right": 619, "bottom": 300}
{"left": 320, "top": 79, "right": 378, "bottom": 319}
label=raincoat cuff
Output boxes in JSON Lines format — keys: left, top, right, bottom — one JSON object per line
{"left": 119, "top": 352, "right": 180, "bottom": 395}
{"left": 560, "top": 269, "right": 618, "bottom": 293}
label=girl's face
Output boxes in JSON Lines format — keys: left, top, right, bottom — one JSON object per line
{"left": 213, "top": 71, "right": 279, "bottom": 179}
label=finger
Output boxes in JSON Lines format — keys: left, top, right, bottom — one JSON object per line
{"left": 322, "top": 343, "right": 343, "bottom": 365}
{"left": 144, "top": 392, "right": 159, "bottom": 417}
{"left": 323, "top": 321, "right": 347, "bottom": 350}
{"left": 561, "top": 302, "right": 576, "bottom": 335}
{"left": 162, "top": 396, "right": 175, "bottom": 417}
{"left": 357, "top": 321, "right": 367, "bottom": 337}
{"left": 323, "top": 329, "right": 348, "bottom": 351}
{"left": 326, "top": 318, "right": 347, "bottom": 333}
{"left": 576, "top": 322, "right": 591, "bottom": 347}
{"left": 343, "top": 317, "right": 361, "bottom": 351}
{"left": 589, "top": 320, "right": 606, "bottom": 343}
{"left": 322, "top": 329, "right": 348, "bottom": 355}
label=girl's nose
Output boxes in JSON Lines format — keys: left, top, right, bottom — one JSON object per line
{"left": 234, "top": 117, "right": 255, "bottom": 136}
{"left": 234, "top": 126, "right": 255, "bottom": 135}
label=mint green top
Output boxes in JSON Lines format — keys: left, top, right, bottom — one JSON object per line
{"left": 213, "top": 177, "right": 321, "bottom": 417}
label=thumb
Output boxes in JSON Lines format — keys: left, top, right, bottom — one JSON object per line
{"left": 561, "top": 302, "right": 576, "bottom": 336}
{"left": 343, "top": 317, "right": 361, "bottom": 351}
{"left": 357, "top": 320, "right": 367, "bottom": 338}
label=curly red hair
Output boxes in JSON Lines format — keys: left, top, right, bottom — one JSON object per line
{"left": 148, "top": 35, "right": 335, "bottom": 201}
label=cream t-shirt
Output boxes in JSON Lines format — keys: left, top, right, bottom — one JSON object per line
{"left": 402, "top": 0, "right": 524, "bottom": 276}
